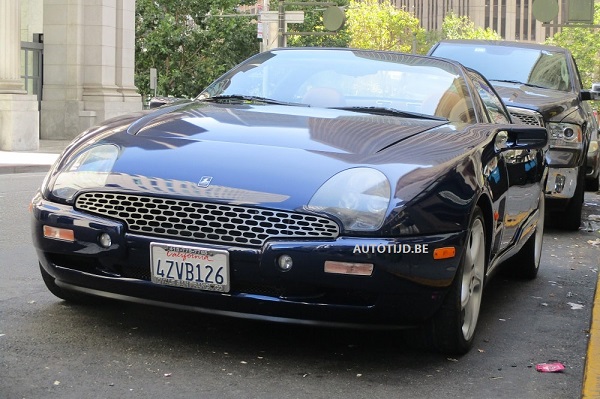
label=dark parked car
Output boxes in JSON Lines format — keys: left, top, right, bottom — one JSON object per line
{"left": 429, "top": 40, "right": 599, "bottom": 228}
{"left": 31, "top": 48, "right": 548, "bottom": 355}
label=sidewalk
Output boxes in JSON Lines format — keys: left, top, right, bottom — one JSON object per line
{"left": 0, "top": 140, "right": 70, "bottom": 174}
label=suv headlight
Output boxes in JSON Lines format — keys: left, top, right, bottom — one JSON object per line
{"left": 547, "top": 122, "right": 583, "bottom": 149}
{"left": 306, "top": 168, "right": 391, "bottom": 232}
{"left": 47, "top": 144, "right": 119, "bottom": 202}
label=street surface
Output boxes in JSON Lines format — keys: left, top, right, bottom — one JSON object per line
{"left": 1, "top": 172, "right": 599, "bottom": 399}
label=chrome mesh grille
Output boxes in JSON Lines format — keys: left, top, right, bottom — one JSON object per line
{"left": 75, "top": 192, "right": 340, "bottom": 247}
{"left": 507, "top": 107, "right": 544, "bottom": 127}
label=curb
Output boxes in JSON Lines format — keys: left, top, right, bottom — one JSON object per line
{"left": 582, "top": 270, "right": 600, "bottom": 398}
{"left": 0, "top": 164, "right": 51, "bottom": 175}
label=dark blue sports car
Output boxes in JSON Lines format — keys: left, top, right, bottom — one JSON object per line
{"left": 31, "top": 48, "right": 548, "bottom": 354}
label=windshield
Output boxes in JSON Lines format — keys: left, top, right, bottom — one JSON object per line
{"left": 431, "top": 43, "right": 571, "bottom": 92}
{"left": 199, "top": 49, "right": 476, "bottom": 124}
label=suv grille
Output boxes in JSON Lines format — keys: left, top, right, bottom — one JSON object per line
{"left": 75, "top": 193, "right": 340, "bottom": 248}
{"left": 507, "top": 107, "right": 545, "bottom": 127}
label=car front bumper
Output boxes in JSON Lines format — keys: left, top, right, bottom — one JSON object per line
{"left": 545, "top": 167, "right": 578, "bottom": 198}
{"left": 544, "top": 145, "right": 586, "bottom": 200}
{"left": 31, "top": 194, "right": 467, "bottom": 328}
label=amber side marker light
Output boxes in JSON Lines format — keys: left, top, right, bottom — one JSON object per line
{"left": 433, "top": 247, "right": 456, "bottom": 260}
{"left": 324, "top": 261, "right": 374, "bottom": 276}
{"left": 43, "top": 226, "right": 75, "bottom": 242}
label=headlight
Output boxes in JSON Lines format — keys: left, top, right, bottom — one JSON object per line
{"left": 49, "top": 144, "right": 119, "bottom": 202}
{"left": 547, "top": 122, "right": 583, "bottom": 149}
{"left": 306, "top": 168, "right": 391, "bottom": 232}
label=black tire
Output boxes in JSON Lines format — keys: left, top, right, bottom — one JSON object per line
{"left": 510, "top": 193, "right": 545, "bottom": 279}
{"left": 39, "top": 263, "right": 100, "bottom": 304}
{"left": 428, "top": 207, "right": 486, "bottom": 355}
{"left": 587, "top": 174, "right": 599, "bottom": 192}
{"left": 554, "top": 167, "right": 584, "bottom": 231}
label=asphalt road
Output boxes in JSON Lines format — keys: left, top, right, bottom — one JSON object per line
{"left": 1, "top": 172, "right": 599, "bottom": 399}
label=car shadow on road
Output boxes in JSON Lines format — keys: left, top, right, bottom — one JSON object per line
{"left": 30, "top": 273, "right": 535, "bottom": 370}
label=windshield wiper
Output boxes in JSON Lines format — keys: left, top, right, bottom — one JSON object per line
{"left": 332, "top": 106, "right": 448, "bottom": 121}
{"left": 202, "top": 95, "right": 307, "bottom": 107}
{"left": 490, "top": 79, "right": 548, "bottom": 90}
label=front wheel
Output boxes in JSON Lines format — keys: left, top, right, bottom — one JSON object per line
{"left": 428, "top": 207, "right": 487, "bottom": 355}
{"left": 554, "top": 167, "right": 584, "bottom": 231}
{"left": 587, "top": 174, "right": 599, "bottom": 192}
{"left": 510, "top": 192, "right": 545, "bottom": 279}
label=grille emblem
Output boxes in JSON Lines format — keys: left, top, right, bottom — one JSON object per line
{"left": 198, "top": 176, "right": 213, "bottom": 188}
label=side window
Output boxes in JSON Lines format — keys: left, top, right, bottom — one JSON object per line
{"left": 469, "top": 72, "right": 511, "bottom": 124}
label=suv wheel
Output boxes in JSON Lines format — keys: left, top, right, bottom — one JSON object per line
{"left": 587, "top": 174, "right": 599, "bottom": 192}
{"left": 554, "top": 167, "right": 584, "bottom": 231}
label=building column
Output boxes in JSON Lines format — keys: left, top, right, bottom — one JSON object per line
{"left": 41, "top": 0, "right": 141, "bottom": 140}
{"left": 0, "top": 0, "right": 39, "bottom": 150}
{"left": 505, "top": 0, "right": 516, "bottom": 40}
{"left": 115, "top": 0, "right": 140, "bottom": 102}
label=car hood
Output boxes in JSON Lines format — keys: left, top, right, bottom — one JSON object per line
{"left": 57, "top": 102, "right": 452, "bottom": 210}
{"left": 127, "top": 102, "right": 447, "bottom": 154}
{"left": 492, "top": 83, "right": 580, "bottom": 122}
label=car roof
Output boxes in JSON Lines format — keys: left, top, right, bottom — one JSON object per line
{"left": 434, "top": 39, "right": 570, "bottom": 54}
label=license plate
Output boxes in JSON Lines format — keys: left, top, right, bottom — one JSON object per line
{"left": 150, "top": 243, "right": 230, "bottom": 293}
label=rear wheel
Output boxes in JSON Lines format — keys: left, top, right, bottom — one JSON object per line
{"left": 428, "top": 207, "right": 486, "bottom": 355}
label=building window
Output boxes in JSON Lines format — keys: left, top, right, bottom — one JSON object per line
{"left": 524, "top": 0, "right": 529, "bottom": 40}
{"left": 516, "top": 0, "right": 521, "bottom": 40}
{"left": 501, "top": 0, "right": 506, "bottom": 38}
{"left": 530, "top": 0, "right": 536, "bottom": 40}
{"left": 493, "top": 0, "right": 499, "bottom": 32}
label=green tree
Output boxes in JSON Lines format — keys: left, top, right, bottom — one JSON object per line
{"left": 284, "top": 0, "right": 351, "bottom": 48}
{"left": 345, "top": 0, "right": 426, "bottom": 53}
{"left": 440, "top": 12, "right": 501, "bottom": 40}
{"left": 545, "top": 3, "right": 600, "bottom": 89}
{"left": 135, "top": 0, "right": 260, "bottom": 101}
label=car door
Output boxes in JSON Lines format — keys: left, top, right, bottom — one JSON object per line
{"left": 469, "top": 72, "right": 541, "bottom": 251}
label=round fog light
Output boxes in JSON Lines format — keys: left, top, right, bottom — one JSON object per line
{"left": 278, "top": 254, "right": 293, "bottom": 272}
{"left": 99, "top": 233, "right": 112, "bottom": 248}
{"left": 563, "top": 127, "right": 575, "bottom": 138}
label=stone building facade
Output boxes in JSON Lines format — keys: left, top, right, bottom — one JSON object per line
{"left": 1, "top": 0, "right": 141, "bottom": 151}
{"left": 393, "top": 0, "right": 591, "bottom": 42}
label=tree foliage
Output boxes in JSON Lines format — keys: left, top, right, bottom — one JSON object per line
{"left": 133, "top": 1, "right": 511, "bottom": 102}
{"left": 440, "top": 12, "right": 501, "bottom": 40}
{"left": 345, "top": 0, "right": 426, "bottom": 53}
{"left": 135, "top": 0, "right": 260, "bottom": 101}
{"left": 545, "top": 3, "right": 600, "bottom": 89}
{"left": 284, "top": 0, "right": 351, "bottom": 48}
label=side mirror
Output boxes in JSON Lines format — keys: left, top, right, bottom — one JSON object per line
{"left": 592, "top": 83, "right": 600, "bottom": 100}
{"left": 496, "top": 126, "right": 548, "bottom": 151}
{"left": 583, "top": 83, "right": 600, "bottom": 101}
